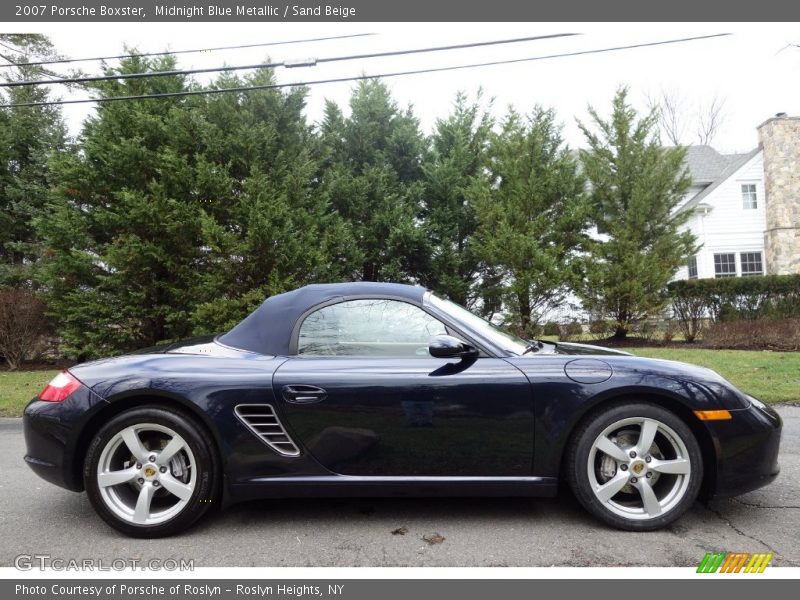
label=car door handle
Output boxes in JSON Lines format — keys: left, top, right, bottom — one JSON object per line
{"left": 282, "top": 384, "right": 327, "bottom": 404}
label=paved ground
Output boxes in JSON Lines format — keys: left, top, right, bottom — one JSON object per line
{"left": 1, "top": 407, "right": 798, "bottom": 568}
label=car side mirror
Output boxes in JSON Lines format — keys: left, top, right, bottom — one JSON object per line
{"left": 428, "top": 334, "right": 479, "bottom": 359}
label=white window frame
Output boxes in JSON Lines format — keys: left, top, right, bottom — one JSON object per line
{"left": 741, "top": 183, "right": 758, "bottom": 210}
{"left": 713, "top": 253, "right": 737, "bottom": 278}
{"left": 740, "top": 251, "right": 764, "bottom": 277}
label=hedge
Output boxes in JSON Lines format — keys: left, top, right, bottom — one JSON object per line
{"left": 667, "top": 274, "right": 800, "bottom": 342}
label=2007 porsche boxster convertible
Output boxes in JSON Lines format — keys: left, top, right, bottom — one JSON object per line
{"left": 24, "top": 282, "right": 781, "bottom": 537}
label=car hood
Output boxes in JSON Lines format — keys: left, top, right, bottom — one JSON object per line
{"left": 550, "top": 341, "right": 633, "bottom": 356}
{"left": 540, "top": 341, "right": 723, "bottom": 382}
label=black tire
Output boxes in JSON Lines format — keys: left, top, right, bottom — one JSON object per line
{"left": 565, "top": 402, "right": 703, "bottom": 531}
{"left": 84, "top": 404, "right": 219, "bottom": 538}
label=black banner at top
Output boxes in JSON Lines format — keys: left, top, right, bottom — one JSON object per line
{"left": 3, "top": 0, "right": 800, "bottom": 22}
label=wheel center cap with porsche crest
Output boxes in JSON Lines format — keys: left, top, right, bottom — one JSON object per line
{"left": 143, "top": 465, "right": 157, "bottom": 479}
{"left": 631, "top": 461, "right": 646, "bottom": 475}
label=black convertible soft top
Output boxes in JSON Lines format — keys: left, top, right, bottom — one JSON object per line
{"left": 217, "top": 282, "right": 428, "bottom": 356}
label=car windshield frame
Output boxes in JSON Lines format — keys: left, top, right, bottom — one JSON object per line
{"left": 425, "top": 293, "right": 530, "bottom": 356}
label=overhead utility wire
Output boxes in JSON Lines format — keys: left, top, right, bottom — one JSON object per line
{"left": 0, "top": 41, "right": 61, "bottom": 82}
{"left": 0, "top": 32, "right": 378, "bottom": 69}
{"left": 1, "top": 34, "right": 731, "bottom": 109}
{"left": 1, "top": 33, "right": 578, "bottom": 88}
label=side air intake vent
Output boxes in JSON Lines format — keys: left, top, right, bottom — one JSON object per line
{"left": 234, "top": 404, "right": 300, "bottom": 457}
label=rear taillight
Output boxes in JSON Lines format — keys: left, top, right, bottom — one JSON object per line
{"left": 38, "top": 371, "right": 82, "bottom": 402}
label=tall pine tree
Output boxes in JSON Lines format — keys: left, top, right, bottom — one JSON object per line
{"left": 419, "top": 91, "right": 492, "bottom": 307}
{"left": 37, "top": 54, "right": 208, "bottom": 357}
{"left": 318, "top": 80, "right": 428, "bottom": 282}
{"left": 577, "top": 87, "right": 696, "bottom": 338}
{"left": 190, "top": 68, "right": 352, "bottom": 333}
{"left": 0, "top": 34, "right": 67, "bottom": 287}
{"left": 474, "top": 106, "right": 588, "bottom": 335}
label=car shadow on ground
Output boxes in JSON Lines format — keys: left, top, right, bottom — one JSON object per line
{"left": 205, "top": 493, "right": 593, "bottom": 528}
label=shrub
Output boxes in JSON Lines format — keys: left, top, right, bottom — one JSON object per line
{"left": 668, "top": 274, "right": 800, "bottom": 340}
{"left": 629, "top": 320, "right": 658, "bottom": 343}
{"left": 0, "top": 287, "right": 49, "bottom": 370}
{"left": 671, "top": 291, "right": 708, "bottom": 342}
{"left": 587, "top": 318, "right": 612, "bottom": 340}
{"left": 558, "top": 320, "right": 583, "bottom": 341}
{"left": 703, "top": 319, "right": 800, "bottom": 351}
{"left": 543, "top": 321, "right": 560, "bottom": 337}
{"left": 660, "top": 320, "right": 678, "bottom": 344}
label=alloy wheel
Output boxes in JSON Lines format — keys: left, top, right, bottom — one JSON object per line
{"left": 96, "top": 423, "right": 196, "bottom": 525}
{"left": 587, "top": 417, "right": 692, "bottom": 520}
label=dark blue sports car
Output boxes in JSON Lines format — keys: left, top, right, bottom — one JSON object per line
{"left": 23, "top": 282, "right": 781, "bottom": 537}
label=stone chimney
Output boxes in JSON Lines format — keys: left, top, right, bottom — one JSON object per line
{"left": 758, "top": 114, "right": 800, "bottom": 275}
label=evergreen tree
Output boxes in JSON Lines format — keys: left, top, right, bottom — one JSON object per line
{"left": 37, "top": 56, "right": 356, "bottom": 357}
{"left": 419, "top": 91, "right": 492, "bottom": 307}
{"left": 37, "top": 54, "right": 208, "bottom": 357}
{"left": 0, "top": 34, "right": 67, "bottom": 286}
{"left": 190, "top": 68, "right": 352, "bottom": 333}
{"left": 577, "top": 87, "right": 695, "bottom": 338}
{"left": 318, "top": 80, "right": 428, "bottom": 282}
{"left": 474, "top": 106, "right": 588, "bottom": 336}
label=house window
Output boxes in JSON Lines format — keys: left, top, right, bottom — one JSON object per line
{"left": 714, "top": 253, "right": 737, "bottom": 277}
{"left": 740, "top": 252, "right": 764, "bottom": 276}
{"left": 687, "top": 256, "right": 698, "bottom": 279}
{"left": 741, "top": 184, "right": 758, "bottom": 209}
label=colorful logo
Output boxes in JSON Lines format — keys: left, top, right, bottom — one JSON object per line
{"left": 697, "top": 552, "right": 773, "bottom": 573}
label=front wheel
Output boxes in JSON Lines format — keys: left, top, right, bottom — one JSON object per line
{"left": 84, "top": 405, "right": 219, "bottom": 538}
{"left": 566, "top": 402, "right": 703, "bottom": 531}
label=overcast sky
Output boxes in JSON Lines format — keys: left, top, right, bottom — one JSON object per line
{"left": 4, "top": 22, "right": 799, "bottom": 153}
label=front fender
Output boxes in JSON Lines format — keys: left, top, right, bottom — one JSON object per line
{"left": 505, "top": 356, "right": 737, "bottom": 479}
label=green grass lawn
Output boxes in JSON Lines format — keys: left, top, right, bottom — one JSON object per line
{"left": 0, "top": 348, "right": 797, "bottom": 417}
{"left": 0, "top": 369, "right": 58, "bottom": 417}
{"left": 628, "top": 347, "right": 800, "bottom": 405}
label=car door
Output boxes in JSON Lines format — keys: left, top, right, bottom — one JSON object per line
{"left": 272, "top": 298, "right": 533, "bottom": 477}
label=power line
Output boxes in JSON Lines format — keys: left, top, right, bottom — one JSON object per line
{"left": 0, "top": 34, "right": 731, "bottom": 109}
{"left": 0, "top": 41, "right": 62, "bottom": 82}
{"left": 1, "top": 33, "right": 578, "bottom": 88}
{"left": 0, "top": 32, "right": 378, "bottom": 70}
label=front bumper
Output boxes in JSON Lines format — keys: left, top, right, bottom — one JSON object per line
{"left": 23, "top": 384, "right": 109, "bottom": 492}
{"left": 707, "top": 399, "right": 782, "bottom": 498}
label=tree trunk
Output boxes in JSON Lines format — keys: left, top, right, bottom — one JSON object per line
{"left": 612, "top": 325, "right": 628, "bottom": 340}
{"left": 362, "top": 263, "right": 378, "bottom": 282}
{"left": 517, "top": 292, "right": 532, "bottom": 336}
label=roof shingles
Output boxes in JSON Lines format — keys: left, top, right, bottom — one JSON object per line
{"left": 679, "top": 145, "right": 760, "bottom": 212}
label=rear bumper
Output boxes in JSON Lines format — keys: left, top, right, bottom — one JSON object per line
{"left": 708, "top": 399, "right": 782, "bottom": 498}
{"left": 23, "top": 385, "right": 109, "bottom": 492}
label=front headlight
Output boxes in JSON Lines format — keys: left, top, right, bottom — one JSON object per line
{"left": 697, "top": 381, "right": 752, "bottom": 410}
{"left": 745, "top": 394, "right": 766, "bottom": 410}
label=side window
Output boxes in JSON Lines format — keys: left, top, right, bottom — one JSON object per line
{"left": 297, "top": 299, "right": 447, "bottom": 357}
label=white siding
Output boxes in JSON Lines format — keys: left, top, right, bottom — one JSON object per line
{"left": 678, "top": 152, "right": 766, "bottom": 279}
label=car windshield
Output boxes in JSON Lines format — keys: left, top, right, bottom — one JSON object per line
{"left": 426, "top": 293, "right": 530, "bottom": 356}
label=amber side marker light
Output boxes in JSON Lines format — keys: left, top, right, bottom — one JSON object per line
{"left": 694, "top": 409, "right": 733, "bottom": 421}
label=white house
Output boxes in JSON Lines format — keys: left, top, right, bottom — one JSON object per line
{"left": 674, "top": 145, "right": 766, "bottom": 279}
{"left": 674, "top": 114, "right": 800, "bottom": 280}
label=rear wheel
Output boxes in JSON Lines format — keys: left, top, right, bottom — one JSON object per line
{"left": 566, "top": 402, "right": 702, "bottom": 531}
{"left": 84, "top": 405, "right": 218, "bottom": 538}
